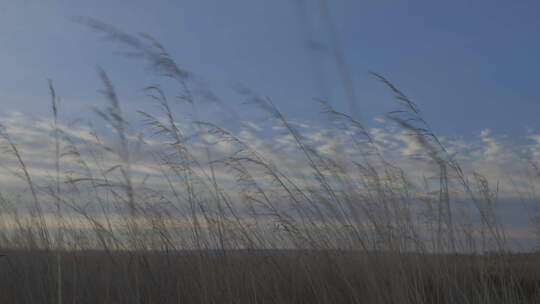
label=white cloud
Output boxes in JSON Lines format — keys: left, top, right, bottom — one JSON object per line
{"left": 479, "top": 129, "right": 502, "bottom": 161}
{"left": 0, "top": 110, "right": 539, "bottom": 249}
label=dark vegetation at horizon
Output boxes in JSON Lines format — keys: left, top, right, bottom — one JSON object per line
{"left": 0, "top": 16, "right": 539, "bottom": 303}
{"left": 0, "top": 249, "right": 539, "bottom": 303}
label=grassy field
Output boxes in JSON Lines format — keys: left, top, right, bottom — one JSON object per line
{"left": 0, "top": 20, "right": 539, "bottom": 303}
{"left": 0, "top": 249, "right": 539, "bottom": 303}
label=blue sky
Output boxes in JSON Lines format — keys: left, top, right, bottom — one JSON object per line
{"left": 2, "top": 0, "right": 540, "bottom": 249}
{"left": 2, "top": 0, "right": 540, "bottom": 138}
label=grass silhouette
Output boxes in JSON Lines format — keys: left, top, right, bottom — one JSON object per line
{"left": 0, "top": 19, "right": 538, "bottom": 303}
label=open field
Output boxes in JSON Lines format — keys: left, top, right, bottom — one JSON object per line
{"left": 1, "top": 13, "right": 540, "bottom": 304}
{"left": 0, "top": 249, "right": 539, "bottom": 303}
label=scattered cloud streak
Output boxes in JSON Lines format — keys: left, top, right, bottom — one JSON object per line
{"left": 0, "top": 109, "right": 539, "bottom": 250}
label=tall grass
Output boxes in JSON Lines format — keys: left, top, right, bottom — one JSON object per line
{"left": 0, "top": 20, "right": 538, "bottom": 303}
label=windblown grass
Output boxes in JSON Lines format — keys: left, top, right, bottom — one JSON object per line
{"left": 0, "top": 20, "right": 538, "bottom": 303}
